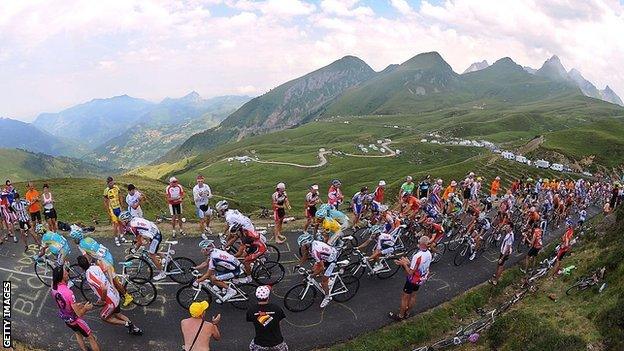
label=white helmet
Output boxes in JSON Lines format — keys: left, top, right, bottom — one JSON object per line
{"left": 169, "top": 176, "right": 178, "bottom": 183}
{"left": 276, "top": 182, "right": 286, "bottom": 190}
{"left": 379, "top": 180, "right": 386, "bottom": 186}
{"left": 215, "top": 200, "right": 229, "bottom": 212}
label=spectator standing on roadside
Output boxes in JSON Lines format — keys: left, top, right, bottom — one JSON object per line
{"left": 489, "top": 225, "right": 514, "bottom": 285}
{"left": 125, "top": 184, "right": 145, "bottom": 219}
{"left": 417, "top": 175, "right": 431, "bottom": 199}
{"left": 181, "top": 301, "right": 221, "bottom": 351}
{"left": 272, "top": 183, "right": 290, "bottom": 244}
{"left": 12, "top": 192, "right": 39, "bottom": 251}
{"left": 400, "top": 176, "right": 415, "bottom": 199}
{"left": 389, "top": 236, "right": 432, "bottom": 321}
{"left": 193, "top": 175, "right": 213, "bottom": 240}
{"left": 25, "top": 181, "right": 42, "bottom": 225}
{"left": 246, "top": 285, "right": 288, "bottom": 351}
{"left": 374, "top": 180, "right": 386, "bottom": 204}
{"left": 327, "top": 179, "right": 343, "bottom": 209}
{"left": 166, "top": 177, "right": 185, "bottom": 238}
{"left": 42, "top": 183, "right": 58, "bottom": 232}
{"left": 490, "top": 176, "right": 501, "bottom": 200}
{"left": 303, "top": 184, "right": 321, "bottom": 233}
{"left": 103, "top": 176, "right": 126, "bottom": 247}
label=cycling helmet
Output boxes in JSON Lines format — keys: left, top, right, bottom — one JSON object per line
{"left": 34, "top": 224, "right": 46, "bottom": 235}
{"left": 379, "top": 204, "right": 389, "bottom": 212}
{"left": 119, "top": 211, "right": 132, "bottom": 222}
{"left": 331, "top": 179, "right": 341, "bottom": 187}
{"left": 485, "top": 197, "right": 492, "bottom": 203}
{"left": 276, "top": 182, "right": 286, "bottom": 190}
{"left": 478, "top": 212, "right": 486, "bottom": 220}
{"left": 215, "top": 200, "right": 229, "bottom": 212}
{"left": 315, "top": 204, "right": 331, "bottom": 219}
{"left": 420, "top": 197, "right": 428, "bottom": 203}
{"left": 565, "top": 217, "right": 573, "bottom": 227}
{"left": 255, "top": 285, "right": 271, "bottom": 300}
{"left": 450, "top": 180, "right": 457, "bottom": 187}
{"left": 437, "top": 179, "right": 443, "bottom": 185}
{"left": 297, "top": 232, "right": 314, "bottom": 247}
{"left": 198, "top": 239, "right": 215, "bottom": 251}
{"left": 70, "top": 227, "right": 84, "bottom": 241}
{"left": 378, "top": 180, "right": 386, "bottom": 186}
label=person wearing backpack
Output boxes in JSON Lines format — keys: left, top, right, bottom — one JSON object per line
{"left": 181, "top": 301, "right": 221, "bottom": 351}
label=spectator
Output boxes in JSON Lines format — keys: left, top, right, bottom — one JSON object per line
{"left": 246, "top": 285, "right": 288, "bottom": 351}
{"left": 51, "top": 265, "right": 100, "bottom": 351}
{"left": 389, "top": 236, "right": 432, "bottom": 321}
{"left": 42, "top": 183, "right": 58, "bottom": 232}
{"left": 165, "top": 177, "right": 185, "bottom": 238}
{"left": 490, "top": 225, "right": 514, "bottom": 285}
{"left": 417, "top": 175, "right": 431, "bottom": 199}
{"left": 374, "top": 180, "right": 385, "bottom": 204}
{"left": 0, "top": 186, "right": 16, "bottom": 242}
{"left": 25, "top": 181, "right": 42, "bottom": 225}
{"left": 193, "top": 175, "right": 213, "bottom": 239}
{"left": 181, "top": 301, "right": 220, "bottom": 351}
{"left": 303, "top": 184, "right": 321, "bottom": 233}
{"left": 400, "top": 176, "right": 415, "bottom": 198}
{"left": 490, "top": 176, "right": 501, "bottom": 200}
{"left": 327, "top": 179, "right": 343, "bottom": 209}
{"left": 12, "top": 192, "right": 39, "bottom": 251}
{"left": 523, "top": 224, "right": 543, "bottom": 273}
{"left": 272, "top": 183, "right": 290, "bottom": 244}
{"left": 103, "top": 176, "right": 125, "bottom": 247}
{"left": 125, "top": 184, "right": 145, "bottom": 219}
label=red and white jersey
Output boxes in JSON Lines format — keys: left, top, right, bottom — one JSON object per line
{"left": 86, "top": 265, "right": 119, "bottom": 306}
{"left": 165, "top": 184, "right": 184, "bottom": 205}
{"left": 408, "top": 249, "right": 432, "bottom": 285}
{"left": 128, "top": 217, "right": 160, "bottom": 240}
{"left": 224, "top": 209, "right": 255, "bottom": 232}
{"left": 311, "top": 240, "right": 337, "bottom": 263}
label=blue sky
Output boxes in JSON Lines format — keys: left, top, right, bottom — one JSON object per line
{"left": 1, "top": 0, "right": 623, "bottom": 121}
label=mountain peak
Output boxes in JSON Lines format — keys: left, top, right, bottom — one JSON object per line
{"left": 536, "top": 55, "right": 569, "bottom": 81}
{"left": 462, "top": 60, "right": 489, "bottom": 74}
{"left": 401, "top": 51, "right": 453, "bottom": 72}
{"left": 600, "top": 85, "right": 623, "bottom": 106}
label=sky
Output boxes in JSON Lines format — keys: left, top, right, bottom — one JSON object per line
{"left": 1, "top": 0, "right": 624, "bottom": 121}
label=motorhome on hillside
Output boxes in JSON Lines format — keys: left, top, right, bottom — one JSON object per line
{"left": 535, "top": 159, "right": 550, "bottom": 169}
{"left": 501, "top": 151, "right": 515, "bottom": 160}
{"left": 550, "top": 163, "right": 564, "bottom": 172}
{"left": 515, "top": 155, "right": 528, "bottom": 164}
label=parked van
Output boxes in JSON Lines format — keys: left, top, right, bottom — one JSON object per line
{"left": 535, "top": 159, "right": 550, "bottom": 169}
{"left": 501, "top": 151, "right": 515, "bottom": 160}
{"left": 515, "top": 155, "right": 527, "bottom": 164}
{"left": 550, "top": 163, "right": 564, "bottom": 172}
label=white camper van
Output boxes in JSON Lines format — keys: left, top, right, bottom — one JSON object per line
{"left": 501, "top": 151, "right": 515, "bottom": 160}
{"left": 535, "top": 160, "right": 550, "bottom": 169}
{"left": 550, "top": 163, "right": 564, "bottom": 172}
{"left": 515, "top": 155, "right": 527, "bottom": 164}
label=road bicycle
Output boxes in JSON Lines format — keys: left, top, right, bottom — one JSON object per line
{"left": 125, "top": 240, "right": 196, "bottom": 284}
{"left": 283, "top": 261, "right": 359, "bottom": 312}
{"left": 566, "top": 267, "right": 606, "bottom": 295}
{"left": 217, "top": 234, "right": 285, "bottom": 285}
{"left": 218, "top": 231, "right": 282, "bottom": 263}
{"left": 176, "top": 271, "right": 257, "bottom": 310}
{"left": 80, "top": 261, "right": 157, "bottom": 306}
{"left": 344, "top": 248, "right": 401, "bottom": 279}
{"left": 453, "top": 233, "right": 485, "bottom": 266}
{"left": 33, "top": 255, "right": 83, "bottom": 288}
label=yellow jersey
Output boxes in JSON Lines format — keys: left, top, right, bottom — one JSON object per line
{"left": 104, "top": 185, "right": 121, "bottom": 209}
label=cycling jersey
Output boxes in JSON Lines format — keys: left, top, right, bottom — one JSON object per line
{"left": 373, "top": 186, "right": 384, "bottom": 203}
{"left": 127, "top": 217, "right": 160, "bottom": 240}
{"left": 165, "top": 184, "right": 184, "bottom": 205}
{"left": 327, "top": 185, "right": 343, "bottom": 207}
{"left": 531, "top": 228, "right": 543, "bottom": 249}
{"left": 418, "top": 181, "right": 430, "bottom": 197}
{"left": 500, "top": 231, "right": 514, "bottom": 255}
{"left": 404, "top": 195, "right": 421, "bottom": 213}
{"left": 560, "top": 227, "right": 574, "bottom": 250}
{"left": 401, "top": 182, "right": 415, "bottom": 195}
{"left": 79, "top": 237, "right": 114, "bottom": 268}
{"left": 52, "top": 283, "right": 79, "bottom": 323}
{"left": 310, "top": 240, "right": 337, "bottom": 263}
{"left": 425, "top": 203, "right": 439, "bottom": 219}
{"left": 225, "top": 209, "right": 255, "bottom": 233}
{"left": 376, "top": 233, "right": 395, "bottom": 253}
{"left": 85, "top": 264, "right": 120, "bottom": 307}
{"left": 41, "top": 232, "right": 71, "bottom": 257}
{"left": 192, "top": 184, "right": 212, "bottom": 206}
{"left": 103, "top": 185, "right": 121, "bottom": 209}
{"left": 408, "top": 249, "right": 432, "bottom": 285}
{"left": 125, "top": 190, "right": 143, "bottom": 218}
{"left": 208, "top": 248, "right": 241, "bottom": 272}
{"left": 315, "top": 205, "right": 349, "bottom": 228}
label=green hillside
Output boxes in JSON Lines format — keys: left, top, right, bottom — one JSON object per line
{"left": 0, "top": 148, "right": 108, "bottom": 182}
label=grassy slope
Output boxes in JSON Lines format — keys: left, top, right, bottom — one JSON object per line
{"left": 0, "top": 148, "right": 107, "bottom": 182}
{"left": 325, "top": 210, "right": 624, "bottom": 351}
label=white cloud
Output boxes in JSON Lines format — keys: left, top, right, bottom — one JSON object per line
{"left": 1, "top": 0, "right": 624, "bottom": 119}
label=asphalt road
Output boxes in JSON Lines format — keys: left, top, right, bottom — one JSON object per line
{"left": 1, "top": 208, "right": 595, "bottom": 351}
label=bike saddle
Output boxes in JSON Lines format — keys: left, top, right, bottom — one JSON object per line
{"left": 342, "top": 236, "right": 354, "bottom": 241}
{"left": 165, "top": 240, "right": 178, "bottom": 245}
{"left": 336, "top": 260, "right": 350, "bottom": 267}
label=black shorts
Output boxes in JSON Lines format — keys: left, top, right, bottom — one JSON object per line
{"left": 169, "top": 203, "right": 182, "bottom": 216}
{"left": 306, "top": 206, "right": 317, "bottom": 219}
{"left": 463, "top": 189, "right": 471, "bottom": 199}
{"left": 403, "top": 279, "right": 420, "bottom": 294}
{"left": 18, "top": 220, "right": 30, "bottom": 230}
{"left": 44, "top": 208, "right": 57, "bottom": 220}
{"left": 528, "top": 247, "right": 540, "bottom": 257}
{"left": 199, "top": 204, "right": 209, "bottom": 212}
{"left": 498, "top": 253, "right": 510, "bottom": 266}
{"left": 30, "top": 211, "right": 41, "bottom": 222}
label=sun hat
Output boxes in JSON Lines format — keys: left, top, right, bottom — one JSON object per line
{"left": 189, "top": 300, "right": 209, "bottom": 318}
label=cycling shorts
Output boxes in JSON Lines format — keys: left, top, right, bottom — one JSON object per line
{"left": 274, "top": 207, "right": 286, "bottom": 221}
{"left": 169, "top": 203, "right": 182, "bottom": 216}
{"left": 244, "top": 240, "right": 267, "bottom": 262}
{"left": 403, "top": 279, "right": 420, "bottom": 294}
{"left": 147, "top": 232, "right": 162, "bottom": 255}
{"left": 215, "top": 266, "right": 243, "bottom": 281}
{"left": 110, "top": 207, "right": 121, "bottom": 223}
{"left": 353, "top": 203, "right": 363, "bottom": 215}
{"left": 305, "top": 205, "right": 317, "bottom": 219}
{"left": 100, "top": 301, "right": 121, "bottom": 319}
{"left": 322, "top": 260, "right": 337, "bottom": 277}
{"left": 66, "top": 318, "right": 92, "bottom": 337}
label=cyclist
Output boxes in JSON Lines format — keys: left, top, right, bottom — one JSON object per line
{"left": 523, "top": 223, "right": 543, "bottom": 273}
{"left": 467, "top": 213, "right": 491, "bottom": 260}
{"left": 76, "top": 256, "right": 143, "bottom": 335}
{"left": 314, "top": 203, "right": 349, "bottom": 245}
{"left": 193, "top": 239, "right": 247, "bottom": 302}
{"left": 35, "top": 225, "right": 71, "bottom": 266}
{"left": 417, "top": 175, "right": 431, "bottom": 199}
{"left": 232, "top": 223, "right": 267, "bottom": 278}
{"left": 296, "top": 234, "right": 338, "bottom": 308}
{"left": 121, "top": 211, "right": 166, "bottom": 281}
{"left": 389, "top": 236, "right": 431, "bottom": 321}
{"left": 69, "top": 226, "right": 133, "bottom": 307}
{"left": 424, "top": 218, "right": 445, "bottom": 251}
{"left": 400, "top": 193, "right": 421, "bottom": 220}
{"left": 271, "top": 182, "right": 290, "bottom": 244}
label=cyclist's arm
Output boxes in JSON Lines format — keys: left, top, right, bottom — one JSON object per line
{"left": 72, "top": 301, "right": 92, "bottom": 317}
{"left": 197, "top": 268, "right": 214, "bottom": 283}
{"left": 234, "top": 244, "right": 245, "bottom": 258}
{"left": 194, "top": 259, "right": 209, "bottom": 271}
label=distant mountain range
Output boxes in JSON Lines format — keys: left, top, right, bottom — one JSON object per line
{"left": 465, "top": 55, "right": 622, "bottom": 106}
{"left": 0, "top": 118, "right": 86, "bottom": 157}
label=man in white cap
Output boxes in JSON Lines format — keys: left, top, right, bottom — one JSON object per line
{"left": 165, "top": 176, "right": 185, "bottom": 237}
{"left": 181, "top": 300, "right": 221, "bottom": 351}
{"left": 374, "top": 180, "right": 386, "bottom": 204}
{"left": 246, "top": 286, "right": 288, "bottom": 351}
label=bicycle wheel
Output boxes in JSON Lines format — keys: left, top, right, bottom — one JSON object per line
{"left": 447, "top": 236, "right": 464, "bottom": 252}
{"left": 565, "top": 281, "right": 588, "bottom": 296}
{"left": 126, "top": 279, "right": 157, "bottom": 306}
{"left": 80, "top": 278, "right": 99, "bottom": 303}
{"left": 283, "top": 283, "right": 317, "bottom": 312}
{"left": 230, "top": 283, "right": 257, "bottom": 310}
{"left": 176, "top": 285, "right": 212, "bottom": 310}
{"left": 167, "top": 257, "right": 196, "bottom": 284}
{"left": 265, "top": 244, "right": 281, "bottom": 263}
{"left": 344, "top": 261, "right": 365, "bottom": 279}
{"left": 252, "top": 261, "right": 285, "bottom": 285}
{"left": 454, "top": 243, "right": 470, "bottom": 266}
{"left": 431, "top": 242, "right": 446, "bottom": 264}
{"left": 34, "top": 260, "right": 53, "bottom": 287}
{"left": 333, "top": 274, "right": 360, "bottom": 303}
{"left": 125, "top": 257, "right": 153, "bottom": 281}
{"left": 376, "top": 258, "right": 401, "bottom": 279}
{"left": 68, "top": 264, "right": 85, "bottom": 286}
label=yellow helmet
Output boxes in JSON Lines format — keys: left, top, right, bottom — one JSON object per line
{"left": 322, "top": 218, "right": 341, "bottom": 233}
